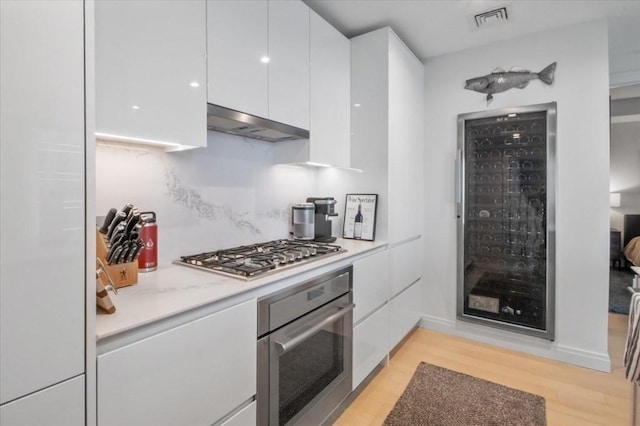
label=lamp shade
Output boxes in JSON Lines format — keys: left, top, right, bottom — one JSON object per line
{"left": 610, "top": 193, "right": 621, "bottom": 207}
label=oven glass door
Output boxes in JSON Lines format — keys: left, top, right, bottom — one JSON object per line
{"left": 269, "top": 295, "right": 353, "bottom": 426}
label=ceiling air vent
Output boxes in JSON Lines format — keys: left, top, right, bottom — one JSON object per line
{"left": 472, "top": 5, "right": 511, "bottom": 29}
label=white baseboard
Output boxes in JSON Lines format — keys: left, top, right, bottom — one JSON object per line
{"left": 419, "top": 315, "right": 611, "bottom": 372}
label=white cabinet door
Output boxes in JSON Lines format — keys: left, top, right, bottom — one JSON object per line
{"left": 269, "top": 0, "right": 309, "bottom": 130}
{"left": 349, "top": 27, "right": 424, "bottom": 244}
{"left": 207, "top": 0, "right": 268, "bottom": 119}
{"left": 221, "top": 401, "right": 256, "bottom": 426}
{"left": 352, "top": 304, "right": 389, "bottom": 391}
{"left": 352, "top": 249, "right": 389, "bottom": 324}
{"left": 0, "top": 375, "right": 84, "bottom": 426}
{"left": 388, "top": 32, "right": 425, "bottom": 244}
{"left": 310, "top": 10, "right": 351, "bottom": 167}
{"left": 389, "top": 279, "right": 423, "bottom": 351}
{"left": 98, "top": 300, "right": 257, "bottom": 426}
{"left": 96, "top": 0, "right": 206, "bottom": 148}
{"left": 0, "top": 0, "right": 85, "bottom": 404}
{"left": 389, "top": 238, "right": 422, "bottom": 297}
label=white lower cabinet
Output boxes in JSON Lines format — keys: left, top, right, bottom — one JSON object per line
{"left": 389, "top": 238, "right": 423, "bottom": 296}
{"left": 97, "top": 299, "right": 257, "bottom": 426}
{"left": 221, "top": 401, "right": 256, "bottom": 426}
{"left": 352, "top": 304, "right": 389, "bottom": 390}
{"left": 352, "top": 249, "right": 389, "bottom": 324}
{"left": 389, "top": 279, "right": 423, "bottom": 351}
{"left": 0, "top": 375, "right": 84, "bottom": 426}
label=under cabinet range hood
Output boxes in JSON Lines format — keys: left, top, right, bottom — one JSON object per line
{"left": 206, "top": 103, "right": 309, "bottom": 142}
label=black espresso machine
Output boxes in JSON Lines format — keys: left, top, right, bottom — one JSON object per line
{"left": 306, "top": 197, "right": 338, "bottom": 243}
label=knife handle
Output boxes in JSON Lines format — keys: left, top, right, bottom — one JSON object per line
{"left": 121, "top": 203, "right": 134, "bottom": 217}
{"left": 99, "top": 208, "right": 117, "bottom": 234}
{"left": 125, "top": 242, "right": 141, "bottom": 263}
{"left": 124, "top": 212, "right": 141, "bottom": 236}
{"left": 110, "top": 233, "right": 125, "bottom": 249}
{"left": 125, "top": 207, "right": 139, "bottom": 223}
{"left": 116, "top": 243, "right": 130, "bottom": 264}
{"left": 107, "top": 212, "right": 127, "bottom": 239}
{"left": 107, "top": 244, "right": 123, "bottom": 265}
{"left": 109, "top": 224, "right": 126, "bottom": 246}
{"left": 131, "top": 240, "right": 145, "bottom": 262}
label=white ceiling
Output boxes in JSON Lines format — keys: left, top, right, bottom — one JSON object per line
{"left": 303, "top": 0, "right": 640, "bottom": 63}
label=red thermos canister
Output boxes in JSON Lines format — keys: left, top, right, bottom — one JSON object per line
{"left": 138, "top": 212, "right": 157, "bottom": 272}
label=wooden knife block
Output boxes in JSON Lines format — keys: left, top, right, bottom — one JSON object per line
{"left": 96, "top": 229, "right": 138, "bottom": 288}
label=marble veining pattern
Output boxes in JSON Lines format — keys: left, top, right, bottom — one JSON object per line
{"left": 96, "top": 131, "right": 322, "bottom": 262}
{"left": 165, "top": 168, "right": 262, "bottom": 235}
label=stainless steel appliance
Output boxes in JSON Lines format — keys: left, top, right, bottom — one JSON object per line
{"left": 175, "top": 239, "right": 343, "bottom": 280}
{"left": 207, "top": 103, "right": 309, "bottom": 143}
{"left": 257, "top": 266, "right": 353, "bottom": 425}
{"left": 292, "top": 203, "right": 315, "bottom": 240}
{"left": 307, "top": 197, "right": 338, "bottom": 243}
{"left": 456, "top": 102, "right": 556, "bottom": 340}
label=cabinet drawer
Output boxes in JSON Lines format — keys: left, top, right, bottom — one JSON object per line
{"left": 221, "top": 401, "right": 256, "bottom": 426}
{"left": 0, "top": 375, "right": 84, "bottom": 426}
{"left": 98, "top": 299, "right": 256, "bottom": 426}
{"left": 389, "top": 279, "right": 423, "bottom": 351}
{"left": 352, "top": 249, "right": 389, "bottom": 324}
{"left": 352, "top": 304, "right": 389, "bottom": 391}
{"left": 389, "top": 238, "right": 422, "bottom": 297}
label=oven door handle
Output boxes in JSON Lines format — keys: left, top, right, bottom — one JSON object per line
{"left": 275, "top": 303, "right": 355, "bottom": 354}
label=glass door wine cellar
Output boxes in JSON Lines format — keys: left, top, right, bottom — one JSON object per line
{"left": 456, "top": 102, "right": 556, "bottom": 340}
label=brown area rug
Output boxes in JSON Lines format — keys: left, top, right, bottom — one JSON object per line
{"left": 384, "top": 362, "right": 546, "bottom": 425}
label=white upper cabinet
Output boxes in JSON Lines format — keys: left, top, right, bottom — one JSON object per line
{"left": 208, "top": 0, "right": 310, "bottom": 130}
{"left": 350, "top": 28, "right": 424, "bottom": 244}
{"left": 96, "top": 0, "right": 207, "bottom": 149}
{"left": 1, "top": 0, "right": 85, "bottom": 405}
{"left": 207, "top": 0, "right": 268, "bottom": 119}
{"left": 310, "top": 9, "right": 351, "bottom": 167}
{"left": 387, "top": 33, "right": 424, "bottom": 244}
{"left": 269, "top": 0, "right": 310, "bottom": 130}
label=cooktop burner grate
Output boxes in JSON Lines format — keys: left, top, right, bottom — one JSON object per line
{"left": 175, "top": 239, "right": 343, "bottom": 279}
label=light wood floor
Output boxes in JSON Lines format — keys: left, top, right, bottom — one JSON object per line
{"left": 336, "top": 313, "right": 632, "bottom": 426}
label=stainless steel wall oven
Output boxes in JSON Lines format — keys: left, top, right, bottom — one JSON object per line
{"left": 257, "top": 266, "right": 353, "bottom": 425}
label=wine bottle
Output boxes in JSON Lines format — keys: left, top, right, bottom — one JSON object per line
{"left": 354, "top": 204, "right": 363, "bottom": 239}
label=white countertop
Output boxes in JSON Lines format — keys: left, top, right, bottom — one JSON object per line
{"left": 96, "top": 238, "right": 387, "bottom": 341}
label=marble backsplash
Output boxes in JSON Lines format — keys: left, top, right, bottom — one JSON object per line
{"left": 96, "top": 131, "right": 319, "bottom": 264}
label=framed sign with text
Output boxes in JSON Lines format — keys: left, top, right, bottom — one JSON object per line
{"left": 342, "top": 194, "right": 378, "bottom": 241}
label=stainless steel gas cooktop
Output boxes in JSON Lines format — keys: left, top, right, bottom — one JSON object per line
{"left": 175, "top": 239, "right": 344, "bottom": 280}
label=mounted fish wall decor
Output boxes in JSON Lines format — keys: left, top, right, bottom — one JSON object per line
{"left": 465, "top": 62, "right": 556, "bottom": 102}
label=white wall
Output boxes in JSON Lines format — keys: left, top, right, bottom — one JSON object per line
{"left": 609, "top": 16, "right": 640, "bottom": 87}
{"left": 96, "top": 132, "right": 317, "bottom": 264}
{"left": 422, "top": 20, "right": 611, "bottom": 371}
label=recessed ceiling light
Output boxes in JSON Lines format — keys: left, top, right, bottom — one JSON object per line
{"left": 260, "top": 56, "right": 270, "bottom": 64}
{"left": 131, "top": 105, "right": 140, "bottom": 110}
{"left": 190, "top": 81, "right": 200, "bottom": 88}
